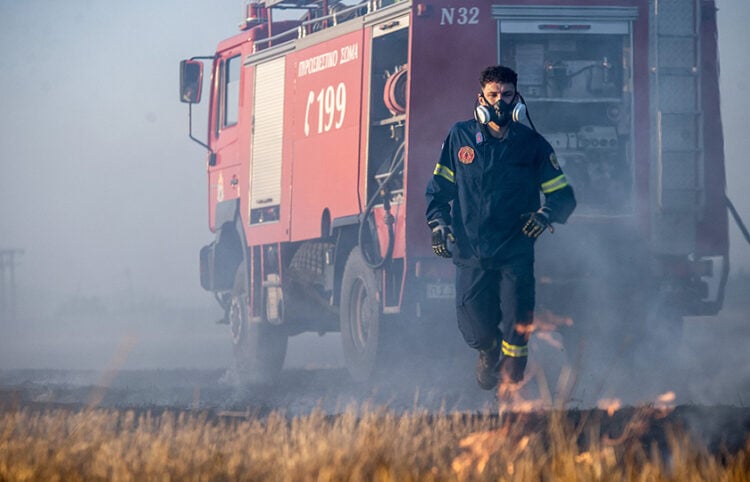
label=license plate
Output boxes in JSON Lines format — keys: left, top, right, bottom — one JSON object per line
{"left": 426, "top": 283, "right": 455, "bottom": 299}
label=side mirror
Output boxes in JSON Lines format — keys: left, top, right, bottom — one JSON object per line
{"left": 180, "top": 59, "right": 203, "bottom": 104}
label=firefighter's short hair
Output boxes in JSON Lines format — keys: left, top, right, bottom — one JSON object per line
{"left": 479, "top": 65, "right": 518, "bottom": 89}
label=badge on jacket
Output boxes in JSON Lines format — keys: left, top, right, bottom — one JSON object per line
{"left": 549, "top": 152, "right": 560, "bottom": 170}
{"left": 458, "top": 146, "right": 475, "bottom": 164}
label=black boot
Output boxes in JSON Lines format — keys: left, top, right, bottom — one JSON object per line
{"left": 476, "top": 342, "right": 502, "bottom": 390}
{"left": 499, "top": 355, "right": 527, "bottom": 384}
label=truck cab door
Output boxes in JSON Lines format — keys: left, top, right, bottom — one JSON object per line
{"left": 208, "top": 49, "right": 243, "bottom": 232}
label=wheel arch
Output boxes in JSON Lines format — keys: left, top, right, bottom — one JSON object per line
{"left": 321, "top": 208, "right": 332, "bottom": 240}
{"left": 203, "top": 199, "right": 248, "bottom": 293}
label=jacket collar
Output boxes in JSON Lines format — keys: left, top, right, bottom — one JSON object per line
{"left": 475, "top": 122, "right": 517, "bottom": 145}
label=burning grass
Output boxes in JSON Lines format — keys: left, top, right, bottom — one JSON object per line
{"left": 1, "top": 402, "right": 749, "bottom": 481}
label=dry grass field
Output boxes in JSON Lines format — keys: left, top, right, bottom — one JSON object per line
{"left": 2, "top": 401, "right": 749, "bottom": 481}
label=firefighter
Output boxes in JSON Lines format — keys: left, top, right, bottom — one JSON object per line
{"left": 425, "top": 65, "right": 576, "bottom": 390}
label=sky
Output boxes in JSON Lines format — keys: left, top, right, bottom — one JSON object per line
{"left": 715, "top": 0, "right": 750, "bottom": 274}
{"left": 0, "top": 0, "right": 242, "bottom": 310}
{"left": 0, "top": 0, "right": 748, "bottom": 316}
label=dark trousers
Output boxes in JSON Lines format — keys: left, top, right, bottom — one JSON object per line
{"left": 455, "top": 262, "right": 535, "bottom": 354}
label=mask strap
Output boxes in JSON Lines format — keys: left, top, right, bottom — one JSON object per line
{"left": 516, "top": 93, "right": 537, "bottom": 132}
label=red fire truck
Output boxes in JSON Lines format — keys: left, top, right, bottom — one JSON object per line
{"left": 180, "top": 0, "right": 729, "bottom": 382}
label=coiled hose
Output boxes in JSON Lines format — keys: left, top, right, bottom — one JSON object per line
{"left": 358, "top": 142, "right": 405, "bottom": 269}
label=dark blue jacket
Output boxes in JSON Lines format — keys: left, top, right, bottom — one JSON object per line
{"left": 425, "top": 119, "right": 576, "bottom": 267}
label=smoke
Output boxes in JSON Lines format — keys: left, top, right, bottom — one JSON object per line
{"left": 0, "top": 0, "right": 748, "bottom": 422}
{"left": 718, "top": 0, "right": 750, "bottom": 273}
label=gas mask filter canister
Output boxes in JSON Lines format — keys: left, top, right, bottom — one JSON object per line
{"left": 474, "top": 94, "right": 526, "bottom": 126}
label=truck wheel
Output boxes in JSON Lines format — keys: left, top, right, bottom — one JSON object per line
{"left": 229, "top": 263, "right": 288, "bottom": 383}
{"left": 340, "top": 249, "right": 383, "bottom": 382}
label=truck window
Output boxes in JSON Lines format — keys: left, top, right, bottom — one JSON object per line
{"left": 224, "top": 55, "right": 241, "bottom": 127}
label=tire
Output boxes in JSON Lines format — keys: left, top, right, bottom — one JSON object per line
{"left": 229, "top": 263, "right": 288, "bottom": 384}
{"left": 339, "top": 249, "right": 383, "bottom": 382}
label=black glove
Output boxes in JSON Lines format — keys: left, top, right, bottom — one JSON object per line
{"left": 428, "top": 219, "right": 455, "bottom": 258}
{"left": 521, "top": 208, "right": 554, "bottom": 238}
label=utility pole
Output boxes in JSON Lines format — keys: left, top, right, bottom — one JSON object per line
{"left": 0, "top": 249, "right": 24, "bottom": 322}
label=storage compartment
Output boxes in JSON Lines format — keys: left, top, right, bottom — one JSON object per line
{"left": 496, "top": 8, "right": 636, "bottom": 215}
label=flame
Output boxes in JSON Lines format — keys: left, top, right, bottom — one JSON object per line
{"left": 496, "top": 371, "right": 548, "bottom": 414}
{"left": 575, "top": 448, "right": 616, "bottom": 477}
{"left": 603, "top": 394, "right": 677, "bottom": 447}
{"left": 656, "top": 391, "right": 676, "bottom": 404}
{"left": 452, "top": 428, "right": 532, "bottom": 478}
{"left": 597, "top": 398, "right": 622, "bottom": 417}
{"left": 534, "top": 309, "right": 574, "bottom": 329}
{"left": 516, "top": 435, "right": 530, "bottom": 452}
{"left": 575, "top": 452, "right": 594, "bottom": 465}
{"left": 513, "top": 310, "right": 574, "bottom": 338}
{"left": 512, "top": 310, "right": 573, "bottom": 351}
{"left": 515, "top": 323, "right": 536, "bottom": 336}
{"left": 452, "top": 427, "right": 509, "bottom": 477}
{"left": 507, "top": 399, "right": 546, "bottom": 413}
{"left": 654, "top": 390, "right": 677, "bottom": 418}
{"left": 536, "top": 331, "right": 564, "bottom": 350}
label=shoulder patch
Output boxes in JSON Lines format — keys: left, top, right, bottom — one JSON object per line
{"left": 458, "top": 146, "right": 475, "bottom": 164}
{"left": 549, "top": 152, "right": 560, "bottom": 170}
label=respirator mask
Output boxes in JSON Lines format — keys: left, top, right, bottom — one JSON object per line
{"left": 474, "top": 92, "right": 527, "bottom": 127}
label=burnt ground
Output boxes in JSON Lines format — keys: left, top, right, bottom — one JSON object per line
{"left": 1, "top": 300, "right": 749, "bottom": 410}
{"left": 0, "top": 349, "right": 505, "bottom": 416}
{"left": 1, "top": 366, "right": 750, "bottom": 457}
